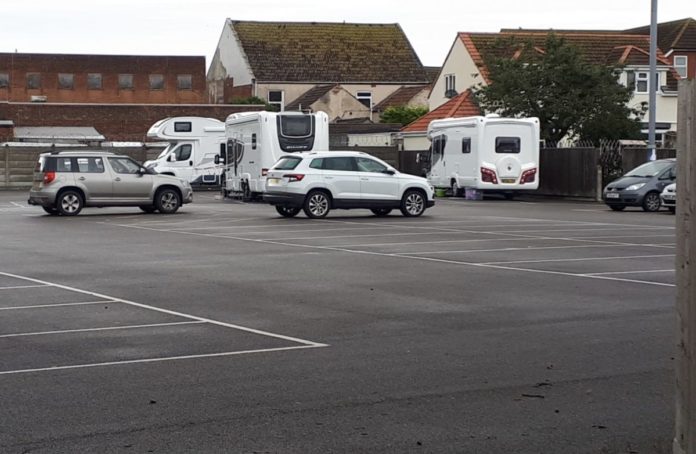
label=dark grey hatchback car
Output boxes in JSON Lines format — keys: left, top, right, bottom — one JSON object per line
{"left": 603, "top": 159, "right": 676, "bottom": 212}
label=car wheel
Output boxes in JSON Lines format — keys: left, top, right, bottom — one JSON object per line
{"left": 609, "top": 204, "right": 626, "bottom": 211}
{"left": 371, "top": 208, "right": 392, "bottom": 217}
{"left": 276, "top": 205, "right": 301, "bottom": 218}
{"left": 155, "top": 188, "right": 181, "bottom": 214}
{"left": 42, "top": 206, "right": 59, "bottom": 215}
{"left": 642, "top": 192, "right": 661, "bottom": 212}
{"left": 669, "top": 206, "right": 676, "bottom": 214}
{"left": 451, "top": 180, "right": 462, "bottom": 197}
{"left": 400, "top": 189, "right": 426, "bottom": 217}
{"left": 303, "top": 190, "right": 331, "bottom": 219}
{"left": 56, "top": 190, "right": 83, "bottom": 216}
{"left": 139, "top": 205, "right": 157, "bottom": 213}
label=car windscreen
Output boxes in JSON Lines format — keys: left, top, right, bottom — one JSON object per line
{"left": 625, "top": 161, "right": 673, "bottom": 178}
{"left": 272, "top": 156, "right": 302, "bottom": 170}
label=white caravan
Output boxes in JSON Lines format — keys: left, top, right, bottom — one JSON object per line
{"left": 221, "top": 110, "right": 329, "bottom": 199}
{"left": 425, "top": 115, "right": 540, "bottom": 196}
{"left": 144, "top": 117, "right": 226, "bottom": 185}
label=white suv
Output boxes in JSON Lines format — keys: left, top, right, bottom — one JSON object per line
{"left": 263, "top": 151, "right": 435, "bottom": 218}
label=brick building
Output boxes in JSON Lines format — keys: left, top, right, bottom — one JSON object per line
{"left": 0, "top": 53, "right": 207, "bottom": 104}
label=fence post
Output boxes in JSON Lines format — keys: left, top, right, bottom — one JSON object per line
{"left": 675, "top": 78, "right": 696, "bottom": 454}
{"left": 5, "top": 148, "right": 9, "bottom": 188}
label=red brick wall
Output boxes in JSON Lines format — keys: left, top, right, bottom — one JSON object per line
{"left": 0, "top": 53, "right": 207, "bottom": 104}
{"left": 225, "top": 83, "right": 253, "bottom": 103}
{"left": 0, "top": 102, "right": 263, "bottom": 141}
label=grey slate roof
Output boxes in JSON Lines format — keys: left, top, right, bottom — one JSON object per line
{"left": 230, "top": 20, "right": 429, "bottom": 83}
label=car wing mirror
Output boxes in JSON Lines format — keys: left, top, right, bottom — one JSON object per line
{"left": 382, "top": 169, "right": 396, "bottom": 175}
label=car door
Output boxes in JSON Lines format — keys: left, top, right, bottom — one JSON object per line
{"left": 355, "top": 157, "right": 400, "bottom": 201}
{"left": 321, "top": 157, "right": 361, "bottom": 202}
{"left": 165, "top": 143, "right": 194, "bottom": 181}
{"left": 75, "top": 156, "right": 112, "bottom": 201}
{"left": 107, "top": 157, "right": 154, "bottom": 201}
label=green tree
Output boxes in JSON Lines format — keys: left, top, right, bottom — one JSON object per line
{"left": 380, "top": 105, "right": 429, "bottom": 126}
{"left": 472, "top": 34, "right": 644, "bottom": 145}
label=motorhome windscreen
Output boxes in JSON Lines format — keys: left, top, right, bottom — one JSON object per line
{"left": 495, "top": 137, "right": 521, "bottom": 153}
{"left": 276, "top": 116, "right": 316, "bottom": 152}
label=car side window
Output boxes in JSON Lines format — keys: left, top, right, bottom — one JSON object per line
{"left": 174, "top": 144, "right": 192, "bottom": 161}
{"left": 55, "top": 157, "right": 73, "bottom": 172}
{"left": 309, "top": 158, "right": 323, "bottom": 169}
{"left": 76, "top": 157, "right": 105, "bottom": 173}
{"left": 323, "top": 157, "right": 356, "bottom": 171}
{"left": 108, "top": 157, "right": 141, "bottom": 174}
{"left": 356, "top": 157, "right": 387, "bottom": 173}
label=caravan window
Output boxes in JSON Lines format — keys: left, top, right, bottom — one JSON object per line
{"left": 462, "top": 137, "right": 471, "bottom": 154}
{"left": 495, "top": 137, "right": 521, "bottom": 154}
{"left": 174, "top": 122, "right": 192, "bottom": 133}
{"left": 279, "top": 116, "right": 312, "bottom": 137}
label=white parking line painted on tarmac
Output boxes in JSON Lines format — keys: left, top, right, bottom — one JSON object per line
{"left": 481, "top": 254, "right": 674, "bottom": 266}
{"left": 0, "top": 284, "right": 50, "bottom": 290}
{"left": 102, "top": 221, "right": 676, "bottom": 288}
{"left": 582, "top": 269, "right": 674, "bottom": 276}
{"left": 0, "top": 271, "right": 327, "bottom": 348}
{"left": 0, "top": 321, "right": 205, "bottom": 338}
{"left": 395, "top": 243, "right": 634, "bottom": 256}
{"left": 0, "top": 345, "right": 322, "bottom": 376}
{"left": 10, "top": 202, "right": 25, "bottom": 208}
{"left": 0, "top": 301, "right": 116, "bottom": 311}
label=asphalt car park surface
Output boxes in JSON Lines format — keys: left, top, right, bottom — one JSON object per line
{"left": 0, "top": 191, "right": 676, "bottom": 453}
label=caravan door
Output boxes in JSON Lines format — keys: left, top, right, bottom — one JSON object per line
{"left": 428, "top": 134, "right": 448, "bottom": 188}
{"left": 453, "top": 132, "right": 477, "bottom": 187}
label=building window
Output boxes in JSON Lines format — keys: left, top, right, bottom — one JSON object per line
{"left": 118, "top": 74, "right": 134, "bottom": 90}
{"left": 445, "top": 74, "right": 457, "bottom": 98}
{"left": 636, "top": 72, "right": 648, "bottom": 93}
{"left": 177, "top": 74, "right": 192, "bottom": 90}
{"left": 87, "top": 73, "right": 102, "bottom": 90}
{"left": 268, "top": 90, "right": 284, "bottom": 111}
{"left": 356, "top": 91, "right": 372, "bottom": 109}
{"left": 674, "top": 56, "right": 688, "bottom": 78}
{"left": 26, "top": 73, "right": 41, "bottom": 89}
{"left": 149, "top": 74, "right": 164, "bottom": 90}
{"left": 58, "top": 73, "right": 74, "bottom": 90}
{"left": 0, "top": 72, "right": 8, "bottom": 88}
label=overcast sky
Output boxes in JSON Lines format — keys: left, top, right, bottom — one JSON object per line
{"left": 1, "top": 0, "right": 693, "bottom": 67}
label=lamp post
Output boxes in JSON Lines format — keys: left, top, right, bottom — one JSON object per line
{"left": 647, "top": 0, "right": 657, "bottom": 161}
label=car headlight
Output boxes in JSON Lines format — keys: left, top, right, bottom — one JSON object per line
{"left": 625, "top": 183, "right": 646, "bottom": 191}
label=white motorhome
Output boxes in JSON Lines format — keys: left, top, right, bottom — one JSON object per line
{"left": 144, "top": 117, "right": 226, "bottom": 186}
{"left": 221, "top": 111, "right": 329, "bottom": 199}
{"left": 425, "top": 115, "right": 540, "bottom": 196}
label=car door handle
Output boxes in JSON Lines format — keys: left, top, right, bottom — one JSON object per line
{"left": 189, "top": 161, "right": 193, "bottom": 166}
{"left": 360, "top": 178, "right": 369, "bottom": 181}
{"left": 325, "top": 176, "right": 333, "bottom": 179}
{"left": 114, "top": 177, "right": 121, "bottom": 182}
{"left": 78, "top": 176, "right": 86, "bottom": 181}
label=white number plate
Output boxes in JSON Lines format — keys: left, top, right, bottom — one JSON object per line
{"left": 606, "top": 193, "right": 620, "bottom": 199}
{"left": 267, "top": 178, "right": 281, "bottom": 186}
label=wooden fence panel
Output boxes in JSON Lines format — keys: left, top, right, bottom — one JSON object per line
{"left": 536, "top": 148, "right": 600, "bottom": 198}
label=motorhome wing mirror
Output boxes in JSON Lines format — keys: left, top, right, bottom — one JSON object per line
{"left": 167, "top": 154, "right": 175, "bottom": 162}
{"left": 416, "top": 153, "right": 430, "bottom": 164}
{"left": 214, "top": 155, "right": 221, "bottom": 165}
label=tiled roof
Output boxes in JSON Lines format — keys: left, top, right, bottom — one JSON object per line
{"left": 401, "top": 90, "right": 480, "bottom": 133}
{"left": 625, "top": 18, "right": 696, "bottom": 51}
{"left": 423, "top": 66, "right": 441, "bottom": 83}
{"left": 461, "top": 31, "right": 680, "bottom": 92}
{"left": 285, "top": 85, "right": 336, "bottom": 110}
{"left": 230, "top": 20, "right": 429, "bottom": 83}
{"left": 373, "top": 86, "right": 429, "bottom": 112}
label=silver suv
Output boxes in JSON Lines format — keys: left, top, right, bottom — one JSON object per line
{"left": 28, "top": 150, "right": 193, "bottom": 215}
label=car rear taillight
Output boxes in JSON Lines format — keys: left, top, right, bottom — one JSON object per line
{"left": 520, "top": 168, "right": 537, "bottom": 184}
{"left": 480, "top": 167, "right": 498, "bottom": 184}
{"left": 43, "top": 171, "right": 56, "bottom": 185}
{"left": 284, "top": 173, "right": 305, "bottom": 182}
{"left": 261, "top": 168, "right": 269, "bottom": 176}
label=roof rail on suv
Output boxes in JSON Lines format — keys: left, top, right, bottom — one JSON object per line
{"left": 49, "top": 150, "right": 117, "bottom": 155}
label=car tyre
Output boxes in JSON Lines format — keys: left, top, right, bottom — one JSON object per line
{"left": 155, "top": 188, "right": 181, "bottom": 214}
{"left": 400, "top": 189, "right": 426, "bottom": 217}
{"left": 42, "top": 206, "right": 59, "bottom": 215}
{"left": 371, "top": 208, "right": 392, "bottom": 217}
{"left": 56, "top": 190, "right": 83, "bottom": 216}
{"left": 303, "top": 190, "right": 331, "bottom": 219}
{"left": 609, "top": 204, "right": 626, "bottom": 211}
{"left": 276, "top": 205, "right": 301, "bottom": 218}
{"left": 139, "top": 205, "right": 157, "bottom": 213}
{"left": 642, "top": 191, "right": 661, "bottom": 212}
